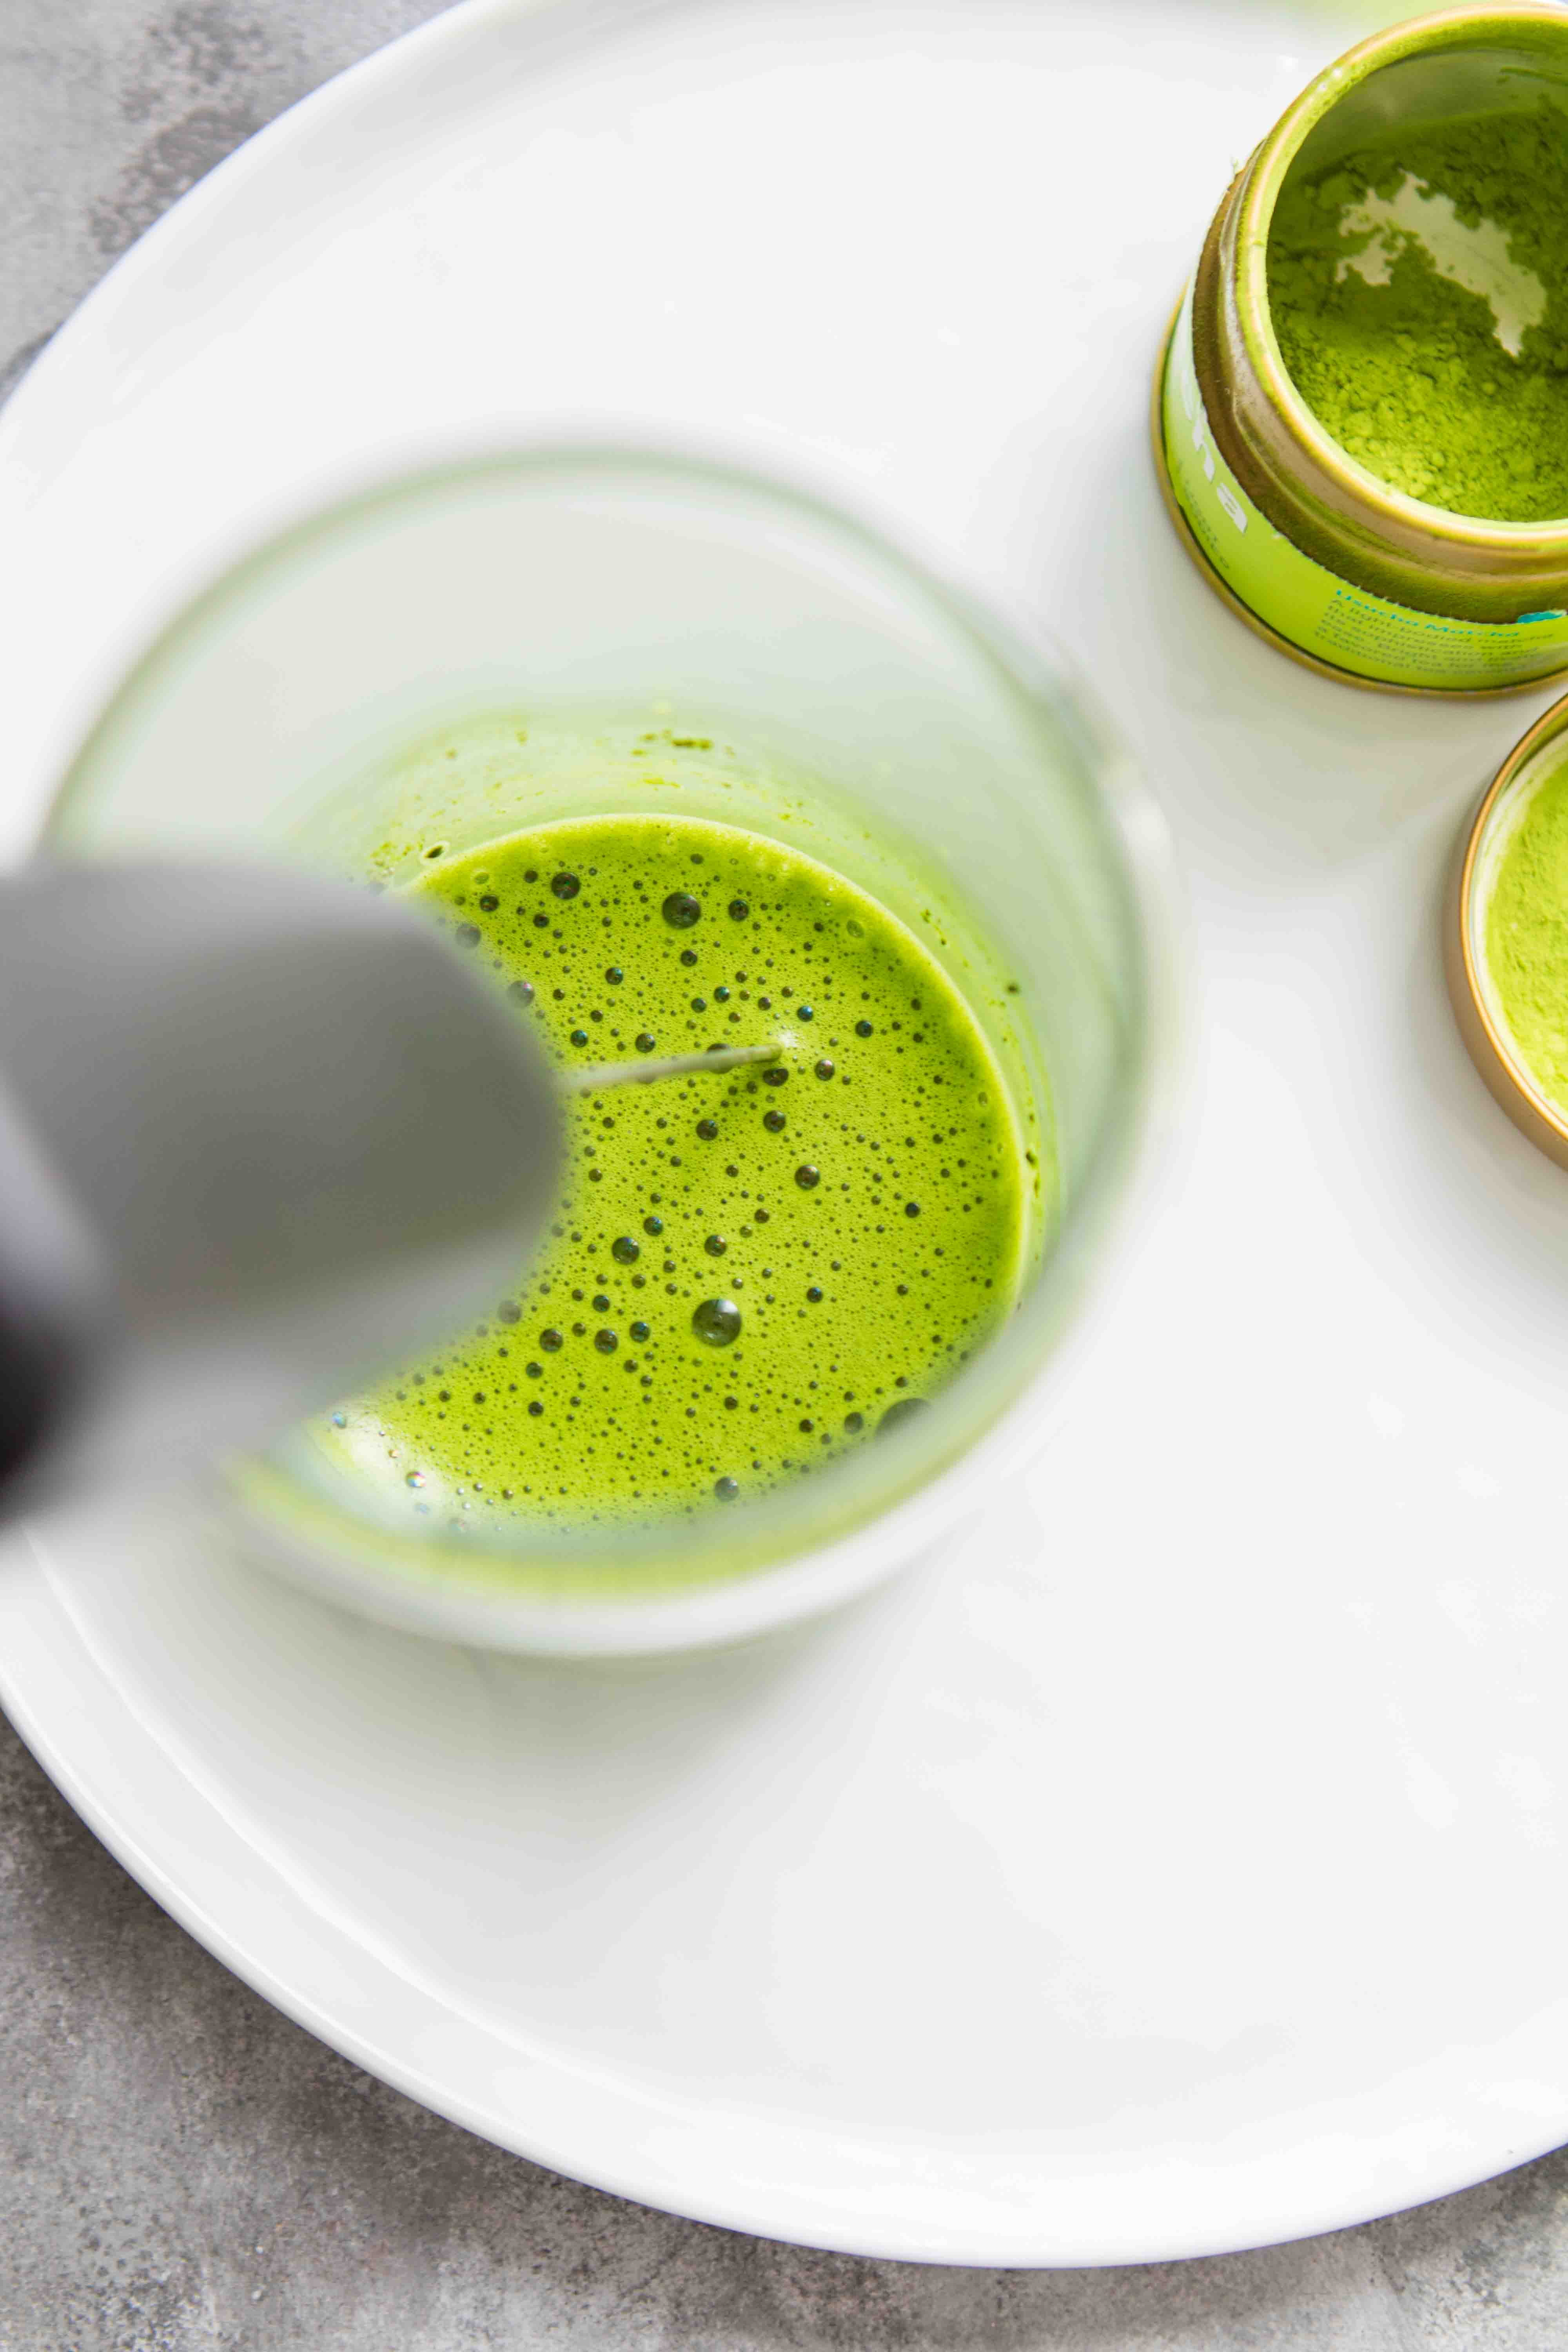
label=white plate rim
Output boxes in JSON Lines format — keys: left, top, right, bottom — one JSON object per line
{"left": 6, "top": 1523, "right": 1555, "bottom": 2269}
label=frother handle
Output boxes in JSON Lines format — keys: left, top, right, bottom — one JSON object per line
{"left": 0, "top": 860, "right": 562, "bottom": 1516}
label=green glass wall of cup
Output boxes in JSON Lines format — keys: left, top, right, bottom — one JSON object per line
{"left": 43, "top": 450, "right": 1174, "bottom": 1650}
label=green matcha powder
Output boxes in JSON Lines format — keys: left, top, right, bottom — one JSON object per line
{"left": 1487, "top": 762, "right": 1568, "bottom": 1114}
{"left": 1269, "top": 103, "right": 1568, "bottom": 523}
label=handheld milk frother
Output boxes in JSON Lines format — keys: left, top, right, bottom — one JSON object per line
{"left": 0, "top": 860, "right": 779, "bottom": 1519}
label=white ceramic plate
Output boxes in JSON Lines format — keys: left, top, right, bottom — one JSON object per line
{"left": 4, "top": 0, "right": 1568, "bottom": 2269}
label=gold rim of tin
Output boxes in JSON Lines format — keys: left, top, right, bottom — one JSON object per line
{"left": 1233, "top": 4, "right": 1568, "bottom": 593}
{"left": 1448, "top": 694, "right": 1568, "bottom": 1167}
{"left": 1150, "top": 305, "right": 1568, "bottom": 701}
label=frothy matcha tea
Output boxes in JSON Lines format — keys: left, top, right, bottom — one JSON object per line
{"left": 337, "top": 813, "right": 1028, "bottom": 1526}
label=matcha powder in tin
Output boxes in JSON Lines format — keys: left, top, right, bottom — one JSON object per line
{"left": 1486, "top": 759, "right": 1568, "bottom": 1116}
{"left": 1268, "top": 102, "right": 1568, "bottom": 524}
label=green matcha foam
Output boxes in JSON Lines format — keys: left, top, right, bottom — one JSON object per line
{"left": 320, "top": 811, "right": 1029, "bottom": 1532}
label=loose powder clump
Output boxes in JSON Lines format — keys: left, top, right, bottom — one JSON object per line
{"left": 1268, "top": 102, "right": 1568, "bottom": 522}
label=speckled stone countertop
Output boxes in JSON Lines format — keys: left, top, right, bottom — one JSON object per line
{"left": 4, "top": 5, "right": 1568, "bottom": 2345}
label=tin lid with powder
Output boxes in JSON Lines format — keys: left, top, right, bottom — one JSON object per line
{"left": 1449, "top": 693, "right": 1568, "bottom": 1166}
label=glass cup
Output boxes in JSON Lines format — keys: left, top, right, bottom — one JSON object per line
{"left": 45, "top": 448, "right": 1177, "bottom": 1652}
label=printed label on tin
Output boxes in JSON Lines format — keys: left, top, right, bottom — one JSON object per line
{"left": 1161, "top": 281, "right": 1568, "bottom": 691}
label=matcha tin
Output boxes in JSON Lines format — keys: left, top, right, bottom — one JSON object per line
{"left": 1156, "top": 4, "right": 1568, "bottom": 698}
{"left": 1449, "top": 693, "right": 1568, "bottom": 1167}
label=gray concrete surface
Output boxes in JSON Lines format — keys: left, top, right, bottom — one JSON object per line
{"left": 5, "top": 4, "right": 1568, "bottom": 2345}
